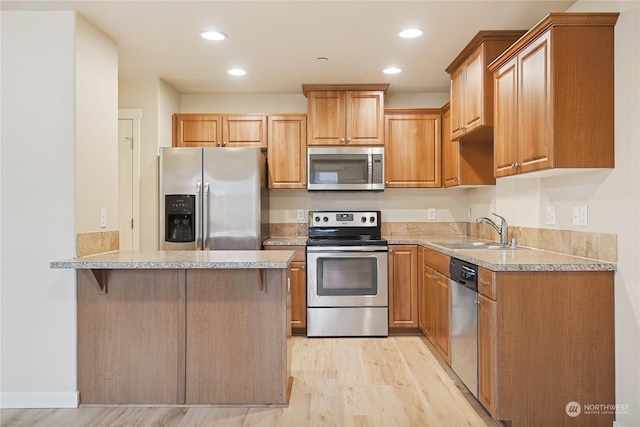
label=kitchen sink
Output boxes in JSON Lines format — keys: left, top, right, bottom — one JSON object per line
{"left": 435, "top": 241, "right": 520, "bottom": 250}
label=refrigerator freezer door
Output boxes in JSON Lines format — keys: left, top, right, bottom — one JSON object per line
{"left": 159, "top": 147, "right": 203, "bottom": 250}
{"left": 203, "top": 148, "right": 263, "bottom": 250}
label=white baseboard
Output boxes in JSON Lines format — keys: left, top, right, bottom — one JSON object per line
{"left": 0, "top": 391, "right": 79, "bottom": 408}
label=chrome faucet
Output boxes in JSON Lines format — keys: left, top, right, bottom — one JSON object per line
{"left": 476, "top": 213, "right": 509, "bottom": 246}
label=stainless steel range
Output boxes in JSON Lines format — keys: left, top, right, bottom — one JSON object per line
{"left": 306, "top": 211, "right": 388, "bottom": 337}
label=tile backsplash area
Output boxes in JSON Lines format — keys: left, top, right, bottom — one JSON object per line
{"left": 468, "top": 223, "right": 617, "bottom": 263}
{"left": 77, "top": 230, "right": 119, "bottom": 257}
{"left": 268, "top": 221, "right": 617, "bottom": 263}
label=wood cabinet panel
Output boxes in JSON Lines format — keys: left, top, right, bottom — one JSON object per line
{"left": 490, "top": 13, "right": 617, "bottom": 178}
{"left": 388, "top": 245, "right": 418, "bottom": 328}
{"left": 385, "top": 111, "right": 441, "bottom": 188}
{"left": 478, "top": 294, "right": 496, "bottom": 416}
{"left": 445, "top": 31, "right": 525, "bottom": 143}
{"left": 172, "top": 113, "right": 266, "bottom": 148}
{"left": 304, "top": 84, "right": 387, "bottom": 146}
{"left": 267, "top": 115, "right": 307, "bottom": 189}
{"left": 77, "top": 270, "right": 182, "bottom": 404}
{"left": 185, "top": 269, "right": 289, "bottom": 405}
{"left": 266, "top": 245, "right": 306, "bottom": 332}
{"left": 478, "top": 267, "right": 497, "bottom": 300}
{"left": 434, "top": 271, "right": 451, "bottom": 364}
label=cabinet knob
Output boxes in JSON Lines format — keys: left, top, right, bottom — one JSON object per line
{"left": 302, "top": 181, "right": 306, "bottom": 185}
{"left": 454, "top": 177, "right": 458, "bottom": 182}
{"left": 385, "top": 181, "right": 389, "bottom": 185}
{"left": 340, "top": 138, "right": 346, "bottom": 143}
{"left": 222, "top": 141, "right": 227, "bottom": 147}
{"left": 216, "top": 141, "right": 221, "bottom": 147}
{"left": 346, "top": 138, "right": 352, "bottom": 143}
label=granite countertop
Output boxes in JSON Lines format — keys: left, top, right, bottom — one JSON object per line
{"left": 385, "top": 236, "right": 617, "bottom": 272}
{"left": 262, "top": 236, "right": 616, "bottom": 272}
{"left": 51, "top": 250, "right": 295, "bottom": 270}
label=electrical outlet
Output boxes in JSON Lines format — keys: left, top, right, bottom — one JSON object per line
{"left": 297, "top": 209, "right": 305, "bottom": 221}
{"left": 579, "top": 205, "right": 588, "bottom": 226}
{"left": 572, "top": 207, "right": 580, "bottom": 226}
{"left": 546, "top": 206, "right": 556, "bottom": 226}
{"left": 100, "top": 209, "right": 107, "bottom": 228}
{"left": 427, "top": 208, "right": 436, "bottom": 220}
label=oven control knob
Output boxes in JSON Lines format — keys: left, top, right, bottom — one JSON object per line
{"left": 314, "top": 216, "right": 320, "bottom": 223}
{"left": 370, "top": 216, "right": 375, "bottom": 223}
{"left": 361, "top": 216, "right": 367, "bottom": 223}
{"left": 323, "top": 216, "right": 329, "bottom": 222}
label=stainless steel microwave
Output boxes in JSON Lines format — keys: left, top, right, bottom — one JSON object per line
{"left": 307, "top": 147, "right": 384, "bottom": 191}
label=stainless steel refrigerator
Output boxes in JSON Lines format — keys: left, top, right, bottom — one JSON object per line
{"left": 159, "top": 147, "right": 268, "bottom": 250}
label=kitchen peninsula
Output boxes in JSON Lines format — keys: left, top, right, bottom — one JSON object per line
{"left": 51, "top": 250, "right": 295, "bottom": 406}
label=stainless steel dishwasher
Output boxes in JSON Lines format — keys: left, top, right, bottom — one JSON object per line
{"left": 449, "top": 257, "right": 479, "bottom": 398}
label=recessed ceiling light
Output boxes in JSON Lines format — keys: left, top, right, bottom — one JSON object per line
{"left": 399, "top": 29, "right": 423, "bottom": 38}
{"left": 383, "top": 67, "right": 402, "bottom": 75}
{"left": 227, "top": 68, "right": 247, "bottom": 76}
{"left": 200, "top": 31, "right": 227, "bottom": 41}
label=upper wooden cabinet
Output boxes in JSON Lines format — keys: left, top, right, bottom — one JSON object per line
{"left": 384, "top": 109, "right": 441, "bottom": 188}
{"left": 446, "top": 31, "right": 525, "bottom": 143}
{"left": 442, "top": 103, "right": 495, "bottom": 188}
{"left": 489, "top": 13, "right": 618, "bottom": 178}
{"left": 267, "top": 115, "right": 307, "bottom": 189}
{"left": 303, "top": 84, "right": 388, "bottom": 146}
{"left": 173, "top": 113, "right": 267, "bottom": 148}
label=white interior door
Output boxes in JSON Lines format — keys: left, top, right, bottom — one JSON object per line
{"left": 118, "top": 118, "right": 134, "bottom": 250}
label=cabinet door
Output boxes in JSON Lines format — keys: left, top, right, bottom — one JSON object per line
{"left": 347, "top": 91, "right": 385, "bottom": 146}
{"left": 222, "top": 115, "right": 267, "bottom": 148}
{"left": 462, "top": 45, "right": 484, "bottom": 133}
{"left": 518, "top": 31, "right": 552, "bottom": 173}
{"left": 267, "top": 115, "right": 307, "bottom": 189}
{"left": 449, "top": 67, "right": 465, "bottom": 140}
{"left": 478, "top": 294, "right": 496, "bottom": 416}
{"left": 442, "top": 105, "right": 461, "bottom": 187}
{"left": 494, "top": 57, "right": 519, "bottom": 177}
{"left": 417, "top": 248, "right": 426, "bottom": 333}
{"left": 290, "top": 261, "right": 307, "bottom": 329}
{"left": 307, "top": 91, "right": 346, "bottom": 145}
{"left": 388, "top": 245, "right": 418, "bottom": 328}
{"left": 421, "top": 264, "right": 437, "bottom": 343}
{"left": 173, "top": 114, "right": 222, "bottom": 147}
{"left": 385, "top": 113, "right": 441, "bottom": 188}
{"left": 435, "top": 272, "right": 451, "bottom": 364}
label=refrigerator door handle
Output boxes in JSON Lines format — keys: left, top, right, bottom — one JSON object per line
{"left": 203, "top": 182, "right": 210, "bottom": 249}
{"left": 195, "top": 182, "right": 202, "bottom": 250}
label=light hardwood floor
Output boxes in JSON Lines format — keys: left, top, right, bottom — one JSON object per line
{"left": 1, "top": 336, "right": 496, "bottom": 427}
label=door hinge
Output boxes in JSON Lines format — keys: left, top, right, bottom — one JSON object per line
{"left": 131, "top": 218, "right": 134, "bottom": 229}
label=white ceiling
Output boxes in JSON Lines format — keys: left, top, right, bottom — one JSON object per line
{"left": 2, "top": 0, "right": 576, "bottom": 95}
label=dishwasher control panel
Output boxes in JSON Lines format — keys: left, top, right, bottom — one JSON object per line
{"left": 449, "top": 257, "right": 478, "bottom": 291}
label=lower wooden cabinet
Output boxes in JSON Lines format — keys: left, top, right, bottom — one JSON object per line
{"left": 478, "top": 293, "right": 496, "bottom": 415}
{"left": 418, "top": 247, "right": 451, "bottom": 364}
{"left": 266, "top": 245, "right": 306, "bottom": 333}
{"left": 388, "top": 245, "right": 418, "bottom": 328}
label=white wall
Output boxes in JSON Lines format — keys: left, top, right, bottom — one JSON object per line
{"left": 119, "top": 77, "right": 181, "bottom": 250}
{"left": 75, "top": 16, "right": 118, "bottom": 232}
{"left": 469, "top": 3, "right": 640, "bottom": 425}
{"left": 1, "top": 11, "right": 78, "bottom": 408}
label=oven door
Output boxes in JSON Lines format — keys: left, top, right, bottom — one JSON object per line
{"left": 307, "top": 246, "right": 388, "bottom": 307}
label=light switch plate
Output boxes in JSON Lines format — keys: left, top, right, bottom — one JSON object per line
{"left": 546, "top": 206, "right": 556, "bottom": 225}
{"left": 579, "top": 205, "right": 588, "bottom": 226}
{"left": 100, "top": 208, "right": 107, "bottom": 228}
{"left": 572, "top": 207, "right": 580, "bottom": 226}
{"left": 297, "top": 209, "right": 305, "bottom": 221}
{"left": 427, "top": 208, "right": 436, "bottom": 220}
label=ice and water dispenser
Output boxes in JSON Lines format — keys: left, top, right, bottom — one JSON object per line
{"left": 164, "top": 195, "right": 195, "bottom": 243}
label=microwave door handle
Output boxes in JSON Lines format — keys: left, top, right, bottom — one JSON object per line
{"left": 368, "top": 155, "right": 373, "bottom": 184}
{"left": 195, "top": 182, "right": 201, "bottom": 250}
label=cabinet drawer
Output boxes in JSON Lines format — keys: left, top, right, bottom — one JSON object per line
{"left": 478, "top": 267, "right": 496, "bottom": 300}
{"left": 423, "top": 248, "right": 450, "bottom": 276}
{"left": 265, "top": 245, "right": 305, "bottom": 262}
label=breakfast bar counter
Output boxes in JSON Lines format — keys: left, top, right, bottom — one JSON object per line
{"left": 51, "top": 250, "right": 295, "bottom": 406}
